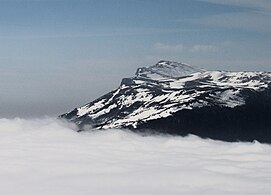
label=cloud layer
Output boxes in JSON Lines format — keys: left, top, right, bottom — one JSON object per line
{"left": 0, "top": 118, "right": 270, "bottom": 195}
{"left": 154, "top": 42, "right": 218, "bottom": 53}
{"left": 197, "top": 0, "right": 271, "bottom": 32}
{"left": 199, "top": 0, "right": 271, "bottom": 11}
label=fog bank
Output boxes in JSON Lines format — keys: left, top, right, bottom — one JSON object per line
{"left": 0, "top": 118, "right": 270, "bottom": 195}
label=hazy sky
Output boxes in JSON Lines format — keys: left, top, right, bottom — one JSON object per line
{"left": 0, "top": 0, "right": 271, "bottom": 118}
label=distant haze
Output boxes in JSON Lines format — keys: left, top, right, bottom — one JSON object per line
{"left": 0, "top": 0, "right": 270, "bottom": 117}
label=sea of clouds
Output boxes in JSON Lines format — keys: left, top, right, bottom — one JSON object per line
{"left": 0, "top": 117, "right": 270, "bottom": 195}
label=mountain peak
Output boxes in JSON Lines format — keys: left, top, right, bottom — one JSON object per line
{"left": 60, "top": 60, "right": 271, "bottom": 143}
{"left": 136, "top": 60, "right": 203, "bottom": 80}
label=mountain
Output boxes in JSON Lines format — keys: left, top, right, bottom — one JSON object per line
{"left": 60, "top": 60, "right": 271, "bottom": 143}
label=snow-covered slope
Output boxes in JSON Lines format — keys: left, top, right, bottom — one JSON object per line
{"left": 60, "top": 60, "right": 271, "bottom": 142}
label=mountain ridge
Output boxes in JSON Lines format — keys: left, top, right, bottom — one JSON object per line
{"left": 60, "top": 60, "right": 271, "bottom": 143}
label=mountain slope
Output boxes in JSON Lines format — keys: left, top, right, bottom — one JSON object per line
{"left": 60, "top": 60, "right": 271, "bottom": 143}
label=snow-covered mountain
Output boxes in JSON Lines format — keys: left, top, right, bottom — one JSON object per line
{"left": 60, "top": 60, "right": 271, "bottom": 143}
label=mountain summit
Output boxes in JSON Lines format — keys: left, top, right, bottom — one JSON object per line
{"left": 60, "top": 61, "right": 271, "bottom": 143}
{"left": 136, "top": 60, "right": 203, "bottom": 79}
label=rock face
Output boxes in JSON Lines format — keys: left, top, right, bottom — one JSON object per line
{"left": 60, "top": 60, "right": 271, "bottom": 143}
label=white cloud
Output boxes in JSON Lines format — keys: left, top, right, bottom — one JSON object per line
{"left": 190, "top": 44, "right": 217, "bottom": 52}
{"left": 154, "top": 42, "right": 184, "bottom": 53}
{"left": 0, "top": 28, "right": 201, "bottom": 40}
{"left": 198, "top": 0, "right": 271, "bottom": 11}
{"left": 0, "top": 118, "right": 270, "bottom": 194}
{"left": 196, "top": 0, "right": 271, "bottom": 33}
{"left": 154, "top": 42, "right": 220, "bottom": 53}
{"left": 197, "top": 11, "right": 271, "bottom": 33}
